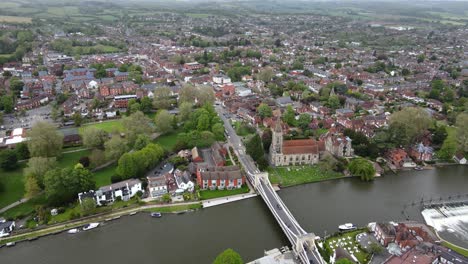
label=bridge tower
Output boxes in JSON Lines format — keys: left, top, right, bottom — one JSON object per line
{"left": 295, "top": 233, "right": 317, "bottom": 256}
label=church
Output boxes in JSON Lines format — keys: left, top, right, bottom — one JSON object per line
{"left": 269, "top": 121, "right": 353, "bottom": 166}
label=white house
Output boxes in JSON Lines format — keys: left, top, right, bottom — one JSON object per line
{"left": 0, "top": 219, "right": 15, "bottom": 237}
{"left": 453, "top": 154, "right": 467, "bottom": 165}
{"left": 147, "top": 175, "right": 168, "bottom": 198}
{"left": 174, "top": 169, "right": 194, "bottom": 193}
{"left": 78, "top": 179, "right": 143, "bottom": 206}
{"left": 213, "top": 74, "right": 231, "bottom": 85}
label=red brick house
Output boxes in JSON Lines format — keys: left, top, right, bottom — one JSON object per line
{"left": 191, "top": 147, "right": 203, "bottom": 163}
{"left": 196, "top": 165, "right": 245, "bottom": 190}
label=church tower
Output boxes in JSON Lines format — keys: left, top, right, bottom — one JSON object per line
{"left": 271, "top": 121, "right": 283, "bottom": 154}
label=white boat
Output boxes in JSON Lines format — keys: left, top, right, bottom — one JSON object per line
{"left": 6, "top": 242, "right": 15, "bottom": 247}
{"left": 338, "top": 223, "right": 357, "bottom": 231}
{"left": 82, "top": 222, "right": 100, "bottom": 231}
{"left": 67, "top": 228, "right": 79, "bottom": 234}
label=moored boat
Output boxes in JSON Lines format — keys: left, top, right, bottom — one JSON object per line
{"left": 150, "top": 212, "right": 162, "bottom": 218}
{"left": 338, "top": 223, "right": 357, "bottom": 231}
{"left": 67, "top": 228, "right": 79, "bottom": 234}
{"left": 82, "top": 222, "right": 100, "bottom": 231}
{"left": 6, "top": 242, "right": 15, "bottom": 247}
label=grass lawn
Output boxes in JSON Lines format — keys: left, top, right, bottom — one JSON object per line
{"left": 437, "top": 126, "right": 457, "bottom": 160}
{"left": 268, "top": 166, "right": 344, "bottom": 187}
{"left": 0, "top": 195, "right": 46, "bottom": 220}
{"left": 79, "top": 119, "right": 124, "bottom": 134}
{"left": 93, "top": 164, "right": 117, "bottom": 187}
{"left": 442, "top": 241, "right": 468, "bottom": 257}
{"left": 0, "top": 149, "right": 89, "bottom": 216}
{"left": 153, "top": 128, "right": 183, "bottom": 152}
{"left": 58, "top": 149, "right": 91, "bottom": 169}
{"left": 325, "top": 230, "right": 370, "bottom": 263}
{"left": 198, "top": 185, "right": 249, "bottom": 200}
{"left": 146, "top": 203, "right": 202, "bottom": 213}
{"left": 0, "top": 165, "right": 26, "bottom": 209}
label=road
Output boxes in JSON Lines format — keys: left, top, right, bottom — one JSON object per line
{"left": 215, "top": 104, "right": 324, "bottom": 264}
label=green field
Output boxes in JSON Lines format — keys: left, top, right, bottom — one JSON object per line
{"left": 153, "top": 128, "right": 183, "bottom": 152}
{"left": 198, "top": 185, "right": 249, "bottom": 200}
{"left": 0, "top": 15, "right": 32, "bottom": 23}
{"left": 93, "top": 164, "right": 117, "bottom": 187}
{"left": 79, "top": 120, "right": 124, "bottom": 134}
{"left": 0, "top": 149, "right": 90, "bottom": 214}
{"left": 268, "top": 166, "right": 344, "bottom": 187}
{"left": 0, "top": 165, "right": 26, "bottom": 209}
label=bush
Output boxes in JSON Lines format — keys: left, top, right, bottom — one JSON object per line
{"left": 136, "top": 190, "right": 143, "bottom": 198}
{"left": 70, "top": 211, "right": 80, "bottom": 220}
{"left": 111, "top": 174, "right": 122, "bottom": 183}
{"left": 79, "top": 156, "right": 90, "bottom": 168}
{"left": 115, "top": 196, "right": 122, "bottom": 202}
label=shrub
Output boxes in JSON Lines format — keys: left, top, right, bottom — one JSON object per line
{"left": 111, "top": 174, "right": 122, "bottom": 183}
{"left": 79, "top": 156, "right": 90, "bottom": 168}
{"left": 115, "top": 196, "right": 122, "bottom": 202}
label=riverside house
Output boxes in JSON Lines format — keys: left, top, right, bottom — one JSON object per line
{"left": 78, "top": 179, "right": 143, "bottom": 206}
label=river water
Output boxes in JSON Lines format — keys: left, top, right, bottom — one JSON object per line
{"left": 0, "top": 166, "right": 466, "bottom": 264}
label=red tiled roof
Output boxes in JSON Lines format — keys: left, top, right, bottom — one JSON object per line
{"left": 282, "top": 139, "right": 324, "bottom": 155}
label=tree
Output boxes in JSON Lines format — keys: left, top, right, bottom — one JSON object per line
{"left": 417, "top": 54, "right": 425, "bottom": 63}
{"left": 44, "top": 164, "right": 95, "bottom": 206}
{"left": 213, "top": 249, "right": 243, "bottom": 264}
{"left": 72, "top": 112, "right": 83, "bottom": 126}
{"left": 1, "top": 95, "right": 14, "bottom": 113}
{"left": 104, "top": 136, "right": 128, "bottom": 161}
{"left": 134, "top": 134, "right": 151, "bottom": 150}
{"left": 127, "top": 99, "right": 141, "bottom": 114}
{"left": 122, "top": 111, "right": 153, "bottom": 146}
{"left": 154, "top": 110, "right": 173, "bottom": 134}
{"left": 326, "top": 95, "right": 341, "bottom": 109}
{"left": 27, "top": 122, "right": 64, "bottom": 158}
{"left": 368, "top": 242, "right": 384, "bottom": 255}
{"left": 261, "top": 129, "right": 272, "bottom": 152}
{"left": 82, "top": 127, "right": 108, "bottom": 149}
{"left": 162, "top": 193, "right": 171, "bottom": 203}
{"left": 24, "top": 157, "right": 57, "bottom": 190}
{"left": 197, "top": 85, "right": 215, "bottom": 106}
{"left": 178, "top": 102, "right": 193, "bottom": 122}
{"left": 256, "top": 67, "right": 274, "bottom": 82}
{"left": 81, "top": 197, "right": 97, "bottom": 216}
{"left": 431, "top": 125, "right": 447, "bottom": 146}
{"left": 348, "top": 158, "right": 375, "bottom": 181}
{"left": 297, "top": 113, "right": 311, "bottom": 131}
{"left": 257, "top": 103, "right": 273, "bottom": 119}
{"left": 140, "top": 96, "right": 153, "bottom": 113}
{"left": 456, "top": 113, "right": 468, "bottom": 152}
{"left": 15, "top": 142, "right": 29, "bottom": 160}
{"left": 283, "top": 105, "right": 296, "bottom": 126}
{"left": 389, "top": 107, "right": 432, "bottom": 146}
{"left": 197, "top": 112, "right": 211, "bottom": 131}
{"left": 152, "top": 87, "right": 173, "bottom": 110}
{"left": 179, "top": 84, "right": 198, "bottom": 105}
{"left": 0, "top": 149, "right": 18, "bottom": 170}
{"left": 24, "top": 176, "right": 41, "bottom": 198}
{"left": 89, "top": 149, "right": 106, "bottom": 167}
{"left": 246, "top": 134, "right": 267, "bottom": 170}
{"left": 212, "top": 123, "right": 225, "bottom": 141}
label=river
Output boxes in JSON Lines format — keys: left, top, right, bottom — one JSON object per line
{"left": 0, "top": 166, "right": 466, "bottom": 264}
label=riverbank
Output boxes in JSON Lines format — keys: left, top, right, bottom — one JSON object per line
{"left": 267, "top": 165, "right": 346, "bottom": 187}
{"left": 0, "top": 202, "right": 202, "bottom": 245}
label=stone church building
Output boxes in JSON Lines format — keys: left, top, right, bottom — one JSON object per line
{"left": 269, "top": 122, "right": 353, "bottom": 166}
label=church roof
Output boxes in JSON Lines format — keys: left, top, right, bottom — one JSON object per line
{"left": 282, "top": 139, "right": 324, "bottom": 155}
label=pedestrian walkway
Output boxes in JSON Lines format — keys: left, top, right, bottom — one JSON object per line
{"left": 202, "top": 193, "right": 258, "bottom": 208}
{"left": 0, "top": 198, "right": 29, "bottom": 214}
